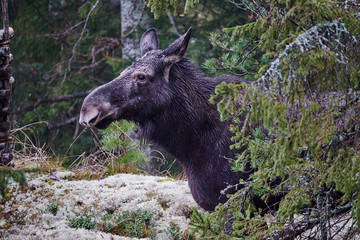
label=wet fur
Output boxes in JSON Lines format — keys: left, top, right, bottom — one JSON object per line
{"left": 136, "top": 58, "right": 250, "bottom": 211}
{"left": 80, "top": 29, "right": 272, "bottom": 211}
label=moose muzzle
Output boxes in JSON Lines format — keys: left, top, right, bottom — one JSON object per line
{"left": 79, "top": 104, "right": 101, "bottom": 127}
{"left": 79, "top": 101, "right": 117, "bottom": 128}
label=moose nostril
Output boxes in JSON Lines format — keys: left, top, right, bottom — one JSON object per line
{"left": 88, "top": 111, "right": 100, "bottom": 125}
{"left": 79, "top": 107, "right": 100, "bottom": 126}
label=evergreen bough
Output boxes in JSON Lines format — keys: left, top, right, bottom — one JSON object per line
{"left": 154, "top": 0, "right": 360, "bottom": 238}
{"left": 0, "top": 167, "right": 27, "bottom": 197}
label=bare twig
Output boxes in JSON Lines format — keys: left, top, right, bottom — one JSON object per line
{"left": 344, "top": 220, "right": 358, "bottom": 240}
{"left": 68, "top": 0, "right": 100, "bottom": 72}
{"left": 13, "top": 90, "right": 93, "bottom": 115}
{"left": 234, "top": 42, "right": 260, "bottom": 68}
{"left": 166, "top": 9, "right": 181, "bottom": 37}
{"left": 44, "top": 21, "right": 85, "bottom": 40}
{"left": 225, "top": 0, "right": 266, "bottom": 19}
{"left": 332, "top": 215, "right": 353, "bottom": 238}
{"left": 49, "top": 115, "right": 79, "bottom": 129}
{"left": 269, "top": 202, "right": 353, "bottom": 240}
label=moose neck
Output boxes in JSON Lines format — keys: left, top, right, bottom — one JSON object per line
{"left": 140, "top": 59, "right": 233, "bottom": 168}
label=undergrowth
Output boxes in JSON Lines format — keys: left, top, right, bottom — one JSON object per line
{"left": 166, "top": 222, "right": 196, "bottom": 240}
{"left": 37, "top": 202, "right": 59, "bottom": 216}
{"left": 67, "top": 213, "right": 96, "bottom": 230}
{"left": 100, "top": 210, "right": 154, "bottom": 238}
{"left": 66, "top": 210, "right": 156, "bottom": 238}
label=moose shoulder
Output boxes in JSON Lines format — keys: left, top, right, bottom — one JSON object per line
{"left": 79, "top": 28, "right": 260, "bottom": 211}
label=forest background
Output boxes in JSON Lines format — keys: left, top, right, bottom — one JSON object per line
{"left": 3, "top": 0, "right": 360, "bottom": 239}
{"left": 10, "top": 0, "right": 245, "bottom": 162}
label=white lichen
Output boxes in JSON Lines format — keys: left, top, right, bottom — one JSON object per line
{"left": 259, "top": 19, "right": 358, "bottom": 85}
{"left": 2, "top": 172, "right": 199, "bottom": 240}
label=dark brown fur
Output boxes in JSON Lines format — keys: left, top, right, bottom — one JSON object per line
{"left": 80, "top": 28, "right": 262, "bottom": 211}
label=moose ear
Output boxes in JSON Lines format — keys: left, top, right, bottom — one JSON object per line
{"left": 162, "top": 28, "right": 192, "bottom": 82}
{"left": 140, "top": 28, "right": 159, "bottom": 56}
{"left": 163, "top": 28, "right": 192, "bottom": 64}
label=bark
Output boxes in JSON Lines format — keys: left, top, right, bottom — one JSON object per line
{"left": 0, "top": 0, "right": 13, "bottom": 166}
{"left": 120, "top": 0, "right": 152, "bottom": 60}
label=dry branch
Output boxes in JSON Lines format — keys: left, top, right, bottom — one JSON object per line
{"left": 270, "top": 203, "right": 353, "bottom": 240}
{"left": 68, "top": 0, "right": 100, "bottom": 71}
{"left": 13, "top": 89, "right": 93, "bottom": 115}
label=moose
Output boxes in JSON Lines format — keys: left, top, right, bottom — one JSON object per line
{"left": 79, "top": 28, "right": 271, "bottom": 211}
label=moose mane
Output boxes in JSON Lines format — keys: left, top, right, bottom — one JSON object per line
{"left": 140, "top": 57, "right": 235, "bottom": 164}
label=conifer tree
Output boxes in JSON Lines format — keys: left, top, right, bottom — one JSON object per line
{"left": 150, "top": 0, "right": 360, "bottom": 238}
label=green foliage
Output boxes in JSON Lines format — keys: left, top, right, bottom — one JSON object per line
{"left": 189, "top": 207, "right": 226, "bottom": 239}
{"left": 45, "top": 202, "right": 59, "bottom": 216}
{"left": 206, "top": 0, "right": 360, "bottom": 81}
{"left": 98, "top": 121, "right": 149, "bottom": 174}
{"left": 67, "top": 209, "right": 154, "bottom": 237}
{"left": 206, "top": 66, "right": 360, "bottom": 237}
{"left": 146, "top": 0, "right": 199, "bottom": 19}
{"left": 187, "top": 0, "right": 360, "bottom": 238}
{"left": 67, "top": 213, "right": 96, "bottom": 230}
{"left": 165, "top": 222, "right": 195, "bottom": 240}
{"left": 0, "top": 167, "right": 27, "bottom": 197}
{"left": 105, "top": 57, "right": 132, "bottom": 76}
{"left": 99, "top": 121, "right": 136, "bottom": 151}
{"left": 10, "top": 0, "right": 247, "bottom": 166}
{"left": 38, "top": 202, "right": 60, "bottom": 216}
{"left": 100, "top": 210, "right": 154, "bottom": 238}
{"left": 11, "top": 0, "right": 122, "bottom": 156}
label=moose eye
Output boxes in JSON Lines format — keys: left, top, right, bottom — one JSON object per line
{"left": 136, "top": 74, "right": 146, "bottom": 82}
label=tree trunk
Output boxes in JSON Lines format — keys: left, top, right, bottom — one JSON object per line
{"left": 0, "top": 0, "right": 14, "bottom": 167}
{"left": 119, "top": 0, "right": 166, "bottom": 174}
{"left": 120, "top": 0, "right": 152, "bottom": 60}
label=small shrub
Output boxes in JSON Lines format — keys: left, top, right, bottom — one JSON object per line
{"left": 67, "top": 214, "right": 96, "bottom": 230}
{"left": 99, "top": 121, "right": 149, "bottom": 174}
{"left": 166, "top": 222, "right": 196, "bottom": 240}
{"left": 0, "top": 167, "right": 27, "bottom": 197}
{"left": 12, "top": 211, "right": 26, "bottom": 225}
{"left": 100, "top": 210, "right": 154, "bottom": 238}
{"left": 45, "top": 202, "right": 59, "bottom": 216}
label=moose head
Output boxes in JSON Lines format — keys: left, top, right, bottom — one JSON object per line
{"left": 79, "top": 28, "right": 192, "bottom": 129}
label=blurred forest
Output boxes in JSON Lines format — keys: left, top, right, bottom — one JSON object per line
{"left": 4, "top": 0, "right": 360, "bottom": 239}
{"left": 9, "top": 0, "right": 246, "bottom": 160}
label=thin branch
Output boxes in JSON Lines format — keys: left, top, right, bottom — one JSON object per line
{"left": 332, "top": 215, "right": 353, "bottom": 239}
{"left": 344, "top": 219, "right": 358, "bottom": 240}
{"left": 78, "top": 59, "right": 105, "bottom": 72}
{"left": 49, "top": 115, "right": 79, "bottom": 129}
{"left": 68, "top": 0, "right": 100, "bottom": 72}
{"left": 214, "top": 59, "right": 250, "bottom": 76}
{"left": 166, "top": 9, "right": 181, "bottom": 37}
{"left": 65, "top": 1, "right": 141, "bottom": 75}
{"left": 13, "top": 90, "right": 93, "bottom": 115}
{"left": 44, "top": 21, "right": 85, "bottom": 40}
{"left": 270, "top": 202, "right": 353, "bottom": 240}
{"left": 225, "top": 0, "right": 265, "bottom": 19}
{"left": 234, "top": 42, "right": 260, "bottom": 69}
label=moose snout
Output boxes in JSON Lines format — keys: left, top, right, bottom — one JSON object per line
{"left": 79, "top": 100, "right": 117, "bottom": 128}
{"left": 79, "top": 105, "right": 101, "bottom": 127}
